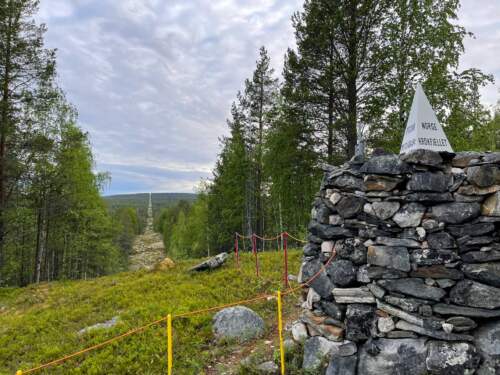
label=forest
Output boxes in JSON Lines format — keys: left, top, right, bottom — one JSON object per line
{"left": 1, "top": 0, "right": 499, "bottom": 284}
{"left": 0, "top": 0, "right": 141, "bottom": 286}
{"left": 158, "top": 0, "right": 499, "bottom": 258}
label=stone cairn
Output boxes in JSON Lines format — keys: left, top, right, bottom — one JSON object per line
{"left": 293, "top": 149, "right": 500, "bottom": 374}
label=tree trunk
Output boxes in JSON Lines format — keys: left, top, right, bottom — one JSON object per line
{"left": 346, "top": 0, "right": 358, "bottom": 159}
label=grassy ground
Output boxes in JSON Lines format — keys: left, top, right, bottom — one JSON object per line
{"left": 0, "top": 250, "right": 302, "bottom": 375}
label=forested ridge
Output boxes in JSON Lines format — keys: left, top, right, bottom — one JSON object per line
{"left": 159, "top": 0, "right": 499, "bottom": 259}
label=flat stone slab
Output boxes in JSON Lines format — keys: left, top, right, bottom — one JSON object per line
{"left": 449, "top": 280, "right": 500, "bottom": 309}
{"left": 378, "top": 278, "right": 446, "bottom": 301}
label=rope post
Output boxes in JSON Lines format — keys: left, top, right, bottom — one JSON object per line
{"left": 283, "top": 232, "right": 289, "bottom": 288}
{"left": 277, "top": 291, "right": 285, "bottom": 375}
{"left": 234, "top": 233, "right": 240, "bottom": 268}
{"left": 252, "top": 234, "right": 259, "bottom": 277}
{"left": 167, "top": 314, "right": 172, "bottom": 375}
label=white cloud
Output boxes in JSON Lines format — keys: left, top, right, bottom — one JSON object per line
{"left": 37, "top": 0, "right": 499, "bottom": 194}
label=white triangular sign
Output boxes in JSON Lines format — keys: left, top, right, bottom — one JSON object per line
{"left": 400, "top": 83, "right": 453, "bottom": 154}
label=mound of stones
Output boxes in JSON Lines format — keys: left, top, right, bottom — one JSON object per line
{"left": 294, "top": 150, "right": 500, "bottom": 374}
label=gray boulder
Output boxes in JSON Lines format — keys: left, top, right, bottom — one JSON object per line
{"left": 358, "top": 338, "right": 428, "bottom": 375}
{"left": 212, "top": 306, "right": 264, "bottom": 342}
{"left": 426, "top": 341, "right": 481, "bottom": 375}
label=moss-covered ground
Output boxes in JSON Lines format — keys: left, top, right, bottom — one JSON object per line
{"left": 0, "top": 250, "right": 302, "bottom": 375}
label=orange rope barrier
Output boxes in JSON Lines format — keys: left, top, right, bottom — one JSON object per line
{"left": 16, "top": 242, "right": 334, "bottom": 375}
{"left": 284, "top": 232, "right": 307, "bottom": 244}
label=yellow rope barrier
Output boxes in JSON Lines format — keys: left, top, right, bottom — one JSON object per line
{"left": 276, "top": 291, "right": 285, "bottom": 375}
{"left": 167, "top": 314, "right": 172, "bottom": 375}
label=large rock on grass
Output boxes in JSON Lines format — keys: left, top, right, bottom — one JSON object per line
{"left": 212, "top": 306, "right": 264, "bottom": 342}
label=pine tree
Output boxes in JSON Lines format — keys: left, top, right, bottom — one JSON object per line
{"left": 265, "top": 49, "right": 321, "bottom": 235}
{"left": 0, "top": 0, "right": 56, "bottom": 268}
{"left": 240, "top": 47, "right": 278, "bottom": 242}
{"left": 208, "top": 102, "right": 249, "bottom": 250}
{"left": 291, "top": 0, "right": 390, "bottom": 161}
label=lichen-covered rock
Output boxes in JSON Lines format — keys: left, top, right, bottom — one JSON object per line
{"left": 345, "top": 304, "right": 376, "bottom": 342}
{"left": 358, "top": 338, "right": 428, "bottom": 375}
{"left": 426, "top": 341, "right": 481, "bottom": 375}
{"left": 393, "top": 203, "right": 426, "bottom": 228}
{"left": 212, "top": 306, "right": 264, "bottom": 342}
{"left": 327, "top": 259, "right": 357, "bottom": 287}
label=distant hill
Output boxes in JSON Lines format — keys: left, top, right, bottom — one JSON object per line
{"left": 104, "top": 192, "right": 197, "bottom": 212}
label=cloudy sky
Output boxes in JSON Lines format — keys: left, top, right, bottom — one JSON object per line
{"left": 37, "top": 0, "right": 500, "bottom": 196}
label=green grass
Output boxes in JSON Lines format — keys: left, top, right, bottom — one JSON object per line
{"left": 0, "top": 250, "right": 302, "bottom": 375}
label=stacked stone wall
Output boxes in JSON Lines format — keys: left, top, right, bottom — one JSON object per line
{"left": 296, "top": 150, "right": 500, "bottom": 374}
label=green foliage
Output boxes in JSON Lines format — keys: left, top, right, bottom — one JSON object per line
{"left": 1, "top": 250, "right": 302, "bottom": 375}
{"left": 0, "top": 1, "right": 123, "bottom": 286}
